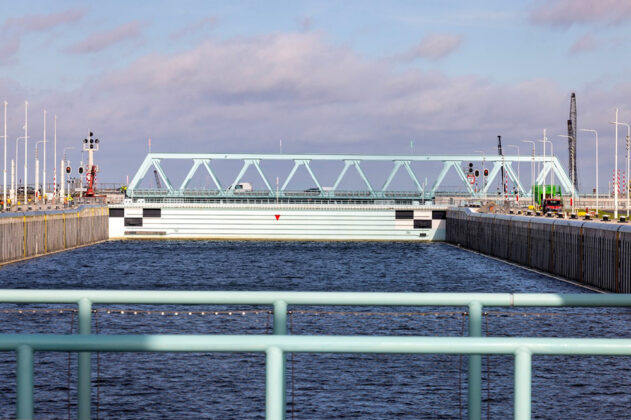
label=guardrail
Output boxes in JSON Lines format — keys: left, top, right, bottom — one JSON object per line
{"left": 2, "top": 290, "right": 631, "bottom": 420}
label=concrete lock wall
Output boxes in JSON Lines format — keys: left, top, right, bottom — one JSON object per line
{"left": 446, "top": 209, "right": 631, "bottom": 293}
{"left": 0, "top": 206, "right": 109, "bottom": 265}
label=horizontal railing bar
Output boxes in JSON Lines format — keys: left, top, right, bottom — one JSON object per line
{"left": 0, "top": 291, "right": 630, "bottom": 307}
{"left": 0, "top": 335, "right": 631, "bottom": 355}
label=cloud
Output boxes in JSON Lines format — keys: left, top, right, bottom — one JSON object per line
{"left": 399, "top": 34, "right": 463, "bottom": 61}
{"left": 21, "top": 30, "right": 626, "bottom": 189}
{"left": 570, "top": 33, "right": 598, "bottom": 55}
{"left": 170, "top": 17, "right": 217, "bottom": 40}
{"left": 297, "top": 16, "right": 314, "bottom": 32}
{"left": 1, "top": 9, "right": 84, "bottom": 35}
{"left": 47, "top": 32, "right": 562, "bottom": 152}
{"left": 0, "top": 9, "right": 84, "bottom": 63}
{"left": 65, "top": 21, "right": 144, "bottom": 54}
{"left": 530, "top": 0, "right": 631, "bottom": 27}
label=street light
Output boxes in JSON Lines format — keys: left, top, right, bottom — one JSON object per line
{"left": 1, "top": 101, "right": 6, "bottom": 210}
{"left": 609, "top": 109, "right": 629, "bottom": 219}
{"left": 557, "top": 134, "right": 576, "bottom": 214}
{"left": 610, "top": 120, "right": 630, "bottom": 218}
{"left": 580, "top": 128, "right": 599, "bottom": 214}
{"left": 14, "top": 136, "right": 26, "bottom": 203}
{"left": 35, "top": 140, "right": 46, "bottom": 200}
{"left": 539, "top": 134, "right": 551, "bottom": 201}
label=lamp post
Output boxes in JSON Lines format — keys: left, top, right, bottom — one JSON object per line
{"left": 521, "top": 140, "right": 536, "bottom": 204}
{"left": 539, "top": 133, "right": 550, "bottom": 202}
{"left": 612, "top": 121, "right": 630, "bottom": 218}
{"left": 53, "top": 115, "right": 57, "bottom": 200}
{"left": 474, "top": 150, "right": 486, "bottom": 200}
{"left": 557, "top": 134, "right": 575, "bottom": 214}
{"left": 2, "top": 101, "right": 6, "bottom": 210}
{"left": 42, "top": 110, "right": 46, "bottom": 200}
{"left": 14, "top": 136, "right": 26, "bottom": 203}
{"left": 23, "top": 101, "right": 27, "bottom": 205}
{"left": 34, "top": 140, "right": 46, "bottom": 201}
{"left": 609, "top": 110, "right": 629, "bottom": 219}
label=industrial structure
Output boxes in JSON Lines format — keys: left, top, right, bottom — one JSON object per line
{"left": 126, "top": 153, "right": 576, "bottom": 201}
{"left": 567, "top": 93, "right": 578, "bottom": 191}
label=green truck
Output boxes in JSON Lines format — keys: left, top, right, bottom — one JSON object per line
{"left": 532, "top": 185, "right": 563, "bottom": 213}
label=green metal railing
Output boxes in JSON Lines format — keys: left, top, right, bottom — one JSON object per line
{"left": 1, "top": 290, "right": 631, "bottom": 420}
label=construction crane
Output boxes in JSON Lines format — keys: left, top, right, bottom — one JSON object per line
{"left": 154, "top": 169, "right": 162, "bottom": 189}
{"left": 497, "top": 135, "right": 507, "bottom": 196}
{"left": 567, "top": 93, "right": 578, "bottom": 191}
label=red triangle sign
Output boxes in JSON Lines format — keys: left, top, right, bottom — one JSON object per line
{"left": 275, "top": 214, "right": 280, "bottom": 220}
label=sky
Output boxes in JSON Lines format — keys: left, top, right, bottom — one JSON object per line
{"left": 2, "top": 0, "right": 631, "bottom": 191}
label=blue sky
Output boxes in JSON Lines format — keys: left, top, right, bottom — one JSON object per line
{"left": 1, "top": 0, "right": 631, "bottom": 189}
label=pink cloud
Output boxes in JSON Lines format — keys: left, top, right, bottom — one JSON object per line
{"left": 399, "top": 34, "right": 463, "bottom": 61}
{"left": 65, "top": 21, "right": 144, "bottom": 54}
{"left": 530, "top": 0, "right": 631, "bottom": 27}
{"left": 570, "top": 33, "right": 598, "bottom": 55}
{"left": 170, "top": 17, "right": 217, "bottom": 40}
{"left": 1, "top": 9, "right": 84, "bottom": 35}
{"left": 15, "top": 31, "right": 626, "bottom": 189}
{"left": 0, "top": 9, "right": 84, "bottom": 63}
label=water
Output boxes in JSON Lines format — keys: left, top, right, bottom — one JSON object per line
{"left": 0, "top": 241, "right": 630, "bottom": 419}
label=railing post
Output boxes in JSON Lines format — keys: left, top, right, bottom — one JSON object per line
{"left": 468, "top": 301, "right": 482, "bottom": 420}
{"left": 272, "top": 300, "right": 287, "bottom": 419}
{"left": 16, "top": 345, "right": 33, "bottom": 420}
{"left": 266, "top": 346, "right": 285, "bottom": 420}
{"left": 514, "top": 348, "right": 532, "bottom": 420}
{"left": 78, "top": 298, "right": 92, "bottom": 420}
{"left": 273, "top": 300, "right": 287, "bottom": 335}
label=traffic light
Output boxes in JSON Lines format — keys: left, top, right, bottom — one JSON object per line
{"left": 474, "top": 170, "right": 480, "bottom": 177}
{"left": 484, "top": 169, "right": 489, "bottom": 176}
{"left": 78, "top": 167, "right": 84, "bottom": 174}
{"left": 66, "top": 166, "right": 71, "bottom": 174}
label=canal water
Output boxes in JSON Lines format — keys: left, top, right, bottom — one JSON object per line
{"left": 0, "top": 241, "right": 629, "bottom": 419}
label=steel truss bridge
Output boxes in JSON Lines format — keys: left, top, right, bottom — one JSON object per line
{"left": 127, "top": 153, "right": 576, "bottom": 200}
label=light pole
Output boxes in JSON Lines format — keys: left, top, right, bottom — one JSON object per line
{"left": 521, "top": 140, "right": 536, "bottom": 203}
{"left": 609, "top": 110, "right": 628, "bottom": 219}
{"left": 14, "top": 136, "right": 26, "bottom": 203}
{"left": 34, "top": 140, "right": 46, "bottom": 200}
{"left": 23, "top": 101, "right": 27, "bottom": 205}
{"left": 474, "top": 150, "right": 486, "bottom": 200}
{"left": 539, "top": 134, "right": 550, "bottom": 203}
{"left": 42, "top": 110, "right": 46, "bottom": 200}
{"left": 2, "top": 101, "right": 6, "bottom": 210}
{"left": 558, "top": 135, "right": 575, "bottom": 214}
{"left": 53, "top": 115, "right": 57, "bottom": 200}
{"left": 580, "top": 129, "right": 599, "bottom": 214}
{"left": 612, "top": 121, "right": 630, "bottom": 218}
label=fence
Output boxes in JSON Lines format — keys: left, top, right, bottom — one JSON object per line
{"left": 1, "top": 290, "right": 631, "bottom": 420}
{"left": 447, "top": 209, "right": 631, "bottom": 292}
{"left": 0, "top": 206, "right": 108, "bottom": 265}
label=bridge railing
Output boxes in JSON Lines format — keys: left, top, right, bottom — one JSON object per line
{"left": 2, "top": 290, "right": 631, "bottom": 420}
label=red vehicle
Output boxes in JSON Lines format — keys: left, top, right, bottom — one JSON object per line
{"left": 542, "top": 198, "right": 563, "bottom": 214}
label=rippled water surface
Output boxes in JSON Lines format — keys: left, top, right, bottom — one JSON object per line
{"left": 0, "top": 241, "right": 629, "bottom": 419}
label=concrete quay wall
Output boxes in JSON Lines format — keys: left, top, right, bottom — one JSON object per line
{"left": 446, "top": 209, "right": 631, "bottom": 292}
{"left": 0, "top": 206, "right": 109, "bottom": 265}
